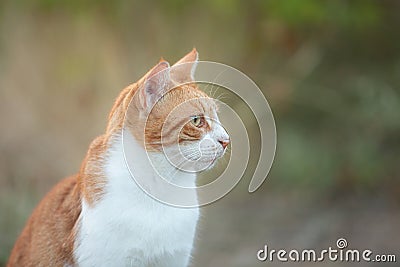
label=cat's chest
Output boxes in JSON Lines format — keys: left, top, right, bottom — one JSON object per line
{"left": 74, "top": 180, "right": 199, "bottom": 267}
{"left": 74, "top": 138, "right": 199, "bottom": 266}
{"left": 75, "top": 196, "right": 199, "bottom": 266}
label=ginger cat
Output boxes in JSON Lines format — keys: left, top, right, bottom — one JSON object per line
{"left": 7, "top": 49, "right": 230, "bottom": 267}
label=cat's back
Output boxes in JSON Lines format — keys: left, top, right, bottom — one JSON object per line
{"left": 7, "top": 175, "right": 81, "bottom": 267}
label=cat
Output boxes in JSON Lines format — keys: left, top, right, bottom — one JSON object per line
{"left": 7, "top": 49, "right": 230, "bottom": 267}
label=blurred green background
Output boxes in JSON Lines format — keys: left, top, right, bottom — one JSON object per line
{"left": 0, "top": 0, "right": 399, "bottom": 266}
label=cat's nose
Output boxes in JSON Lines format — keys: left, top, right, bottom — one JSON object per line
{"left": 218, "top": 138, "right": 230, "bottom": 149}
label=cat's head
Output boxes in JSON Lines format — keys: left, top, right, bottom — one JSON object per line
{"left": 113, "top": 49, "right": 230, "bottom": 171}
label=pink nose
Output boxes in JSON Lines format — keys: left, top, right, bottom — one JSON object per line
{"left": 218, "top": 139, "right": 230, "bottom": 149}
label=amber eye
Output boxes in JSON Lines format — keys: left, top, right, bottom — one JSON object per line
{"left": 191, "top": 115, "right": 203, "bottom": 127}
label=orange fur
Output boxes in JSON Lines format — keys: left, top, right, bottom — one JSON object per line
{"left": 7, "top": 49, "right": 216, "bottom": 266}
{"left": 7, "top": 176, "right": 81, "bottom": 266}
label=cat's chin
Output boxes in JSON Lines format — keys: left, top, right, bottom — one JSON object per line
{"left": 169, "top": 157, "right": 219, "bottom": 173}
{"left": 194, "top": 154, "right": 224, "bottom": 170}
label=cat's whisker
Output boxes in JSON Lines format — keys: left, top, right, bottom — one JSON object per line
{"left": 209, "top": 84, "right": 220, "bottom": 100}
{"left": 10, "top": 49, "right": 233, "bottom": 266}
{"left": 215, "top": 92, "right": 229, "bottom": 101}
{"left": 203, "top": 70, "right": 228, "bottom": 100}
{"left": 165, "top": 154, "right": 188, "bottom": 164}
{"left": 201, "top": 82, "right": 213, "bottom": 96}
{"left": 172, "top": 149, "right": 202, "bottom": 168}
{"left": 177, "top": 150, "right": 201, "bottom": 164}
{"left": 164, "top": 150, "right": 199, "bottom": 171}
{"left": 207, "top": 84, "right": 218, "bottom": 99}
{"left": 164, "top": 148, "right": 198, "bottom": 161}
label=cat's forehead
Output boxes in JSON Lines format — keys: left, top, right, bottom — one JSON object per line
{"left": 164, "top": 85, "right": 218, "bottom": 114}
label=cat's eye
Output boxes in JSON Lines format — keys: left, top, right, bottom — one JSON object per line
{"left": 191, "top": 115, "right": 203, "bottom": 127}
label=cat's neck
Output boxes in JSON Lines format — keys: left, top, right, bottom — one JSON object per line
{"left": 81, "top": 129, "right": 197, "bottom": 207}
{"left": 75, "top": 130, "right": 199, "bottom": 266}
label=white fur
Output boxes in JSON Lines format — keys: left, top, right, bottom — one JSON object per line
{"left": 74, "top": 132, "right": 199, "bottom": 267}
{"left": 162, "top": 114, "right": 229, "bottom": 175}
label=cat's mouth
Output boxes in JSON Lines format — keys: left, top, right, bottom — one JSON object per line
{"left": 185, "top": 147, "right": 224, "bottom": 162}
{"left": 163, "top": 146, "right": 225, "bottom": 172}
{"left": 163, "top": 135, "right": 228, "bottom": 172}
{"left": 191, "top": 149, "right": 225, "bottom": 168}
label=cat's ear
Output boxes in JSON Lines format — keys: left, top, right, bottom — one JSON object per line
{"left": 139, "top": 61, "right": 171, "bottom": 111}
{"left": 171, "top": 48, "right": 198, "bottom": 83}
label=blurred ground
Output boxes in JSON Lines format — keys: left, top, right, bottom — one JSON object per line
{"left": 194, "top": 186, "right": 399, "bottom": 266}
{"left": 0, "top": 1, "right": 399, "bottom": 266}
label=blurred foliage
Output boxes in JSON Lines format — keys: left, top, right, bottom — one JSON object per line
{"left": 0, "top": 0, "right": 398, "bottom": 190}
{"left": 1, "top": 1, "right": 400, "bottom": 265}
{"left": 0, "top": 0, "right": 398, "bottom": 195}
